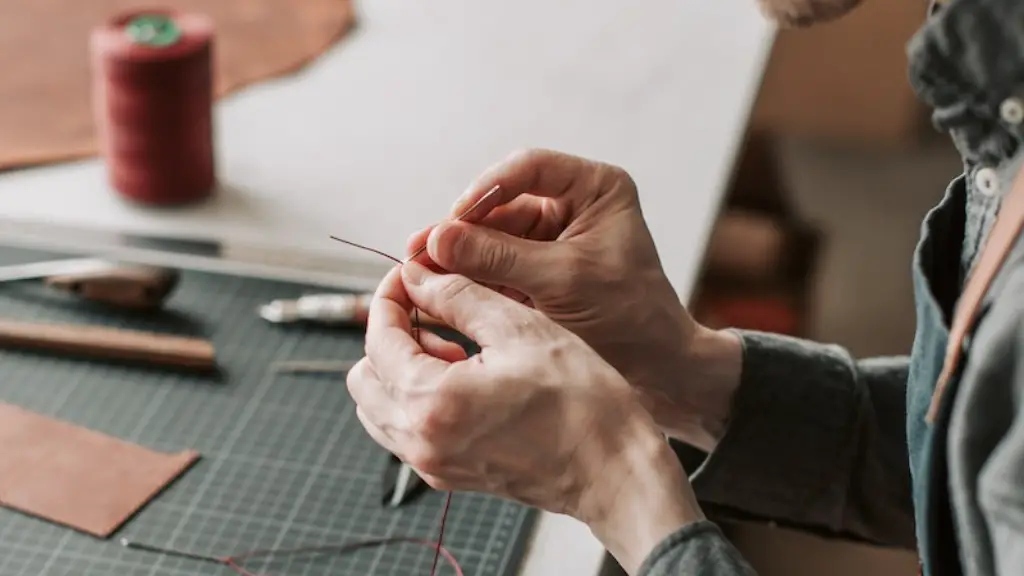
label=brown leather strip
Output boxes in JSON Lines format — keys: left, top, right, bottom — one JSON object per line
{"left": 929, "top": 164, "right": 1024, "bottom": 422}
{"left": 0, "top": 319, "right": 217, "bottom": 371}
{"left": 0, "top": 402, "right": 199, "bottom": 537}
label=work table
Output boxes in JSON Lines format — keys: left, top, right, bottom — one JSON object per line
{"left": 0, "top": 1, "right": 774, "bottom": 574}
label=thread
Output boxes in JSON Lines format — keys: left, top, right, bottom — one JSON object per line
{"left": 124, "top": 189, "right": 507, "bottom": 573}
{"left": 326, "top": 238, "right": 447, "bottom": 575}
{"left": 90, "top": 10, "right": 216, "bottom": 205}
{"left": 121, "top": 535, "right": 464, "bottom": 576}
{"left": 324, "top": 185, "right": 504, "bottom": 573}
{"left": 125, "top": 238, "right": 457, "bottom": 574}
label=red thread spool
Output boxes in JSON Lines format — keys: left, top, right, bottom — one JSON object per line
{"left": 90, "top": 10, "right": 216, "bottom": 206}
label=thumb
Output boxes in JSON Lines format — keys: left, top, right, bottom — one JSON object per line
{"left": 400, "top": 261, "right": 531, "bottom": 346}
{"left": 427, "top": 221, "right": 566, "bottom": 295}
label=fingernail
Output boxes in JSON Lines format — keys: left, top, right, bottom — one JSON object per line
{"left": 402, "top": 260, "right": 429, "bottom": 285}
{"left": 450, "top": 196, "right": 467, "bottom": 214}
{"left": 406, "top": 230, "right": 421, "bottom": 247}
{"left": 451, "top": 185, "right": 475, "bottom": 213}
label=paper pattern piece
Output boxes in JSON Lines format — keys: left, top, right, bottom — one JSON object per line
{"left": 0, "top": 402, "right": 199, "bottom": 538}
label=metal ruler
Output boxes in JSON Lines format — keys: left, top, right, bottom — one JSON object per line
{"left": 0, "top": 218, "right": 392, "bottom": 292}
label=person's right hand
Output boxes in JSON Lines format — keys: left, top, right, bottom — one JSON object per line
{"left": 406, "top": 149, "right": 742, "bottom": 450}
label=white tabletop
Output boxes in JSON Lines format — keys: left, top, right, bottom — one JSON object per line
{"left": 0, "top": 1, "right": 773, "bottom": 573}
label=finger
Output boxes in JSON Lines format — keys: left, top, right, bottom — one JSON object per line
{"left": 450, "top": 149, "right": 605, "bottom": 219}
{"left": 347, "top": 359, "right": 399, "bottom": 424}
{"left": 404, "top": 227, "right": 446, "bottom": 272}
{"left": 427, "top": 220, "right": 572, "bottom": 295}
{"left": 474, "top": 195, "right": 563, "bottom": 241}
{"left": 413, "top": 222, "right": 531, "bottom": 304}
{"left": 400, "top": 261, "right": 534, "bottom": 346}
{"left": 356, "top": 405, "right": 400, "bottom": 453}
{"left": 366, "top": 266, "right": 447, "bottom": 385}
{"left": 412, "top": 223, "right": 531, "bottom": 303}
{"left": 416, "top": 329, "right": 468, "bottom": 363}
{"left": 406, "top": 226, "right": 432, "bottom": 258}
{"left": 344, "top": 358, "right": 407, "bottom": 448}
{"left": 418, "top": 469, "right": 479, "bottom": 492}
{"left": 415, "top": 196, "right": 560, "bottom": 256}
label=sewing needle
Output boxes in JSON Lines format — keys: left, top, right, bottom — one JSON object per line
{"left": 404, "top": 185, "right": 503, "bottom": 263}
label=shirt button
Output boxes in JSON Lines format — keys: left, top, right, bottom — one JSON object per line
{"left": 975, "top": 167, "right": 999, "bottom": 197}
{"left": 1001, "top": 97, "right": 1024, "bottom": 125}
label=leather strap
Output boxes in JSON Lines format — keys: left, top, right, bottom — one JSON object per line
{"left": 929, "top": 164, "right": 1024, "bottom": 422}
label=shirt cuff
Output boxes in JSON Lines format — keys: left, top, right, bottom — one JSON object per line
{"left": 636, "top": 520, "right": 755, "bottom": 576}
{"left": 688, "top": 329, "right": 862, "bottom": 526}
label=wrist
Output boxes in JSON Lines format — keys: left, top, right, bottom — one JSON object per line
{"left": 652, "top": 325, "right": 743, "bottom": 452}
{"left": 686, "top": 326, "right": 743, "bottom": 440}
{"left": 577, "top": 415, "right": 704, "bottom": 574}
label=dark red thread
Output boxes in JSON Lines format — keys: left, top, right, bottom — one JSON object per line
{"left": 121, "top": 240, "right": 458, "bottom": 575}
{"left": 327, "top": 237, "right": 449, "bottom": 576}
{"left": 90, "top": 9, "right": 216, "bottom": 206}
{"left": 123, "top": 189, "right": 507, "bottom": 573}
{"left": 322, "top": 185, "right": 503, "bottom": 574}
{"left": 122, "top": 536, "right": 464, "bottom": 576}
{"left": 430, "top": 492, "right": 454, "bottom": 575}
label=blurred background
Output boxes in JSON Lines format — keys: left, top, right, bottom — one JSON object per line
{"left": 672, "top": 2, "right": 959, "bottom": 575}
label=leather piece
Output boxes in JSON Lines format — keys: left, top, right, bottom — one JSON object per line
{"left": 0, "top": 402, "right": 199, "bottom": 538}
{"left": 0, "top": 319, "right": 217, "bottom": 371}
{"left": 0, "top": 0, "right": 355, "bottom": 169}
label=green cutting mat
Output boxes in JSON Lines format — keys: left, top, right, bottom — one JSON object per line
{"left": 0, "top": 247, "right": 535, "bottom": 576}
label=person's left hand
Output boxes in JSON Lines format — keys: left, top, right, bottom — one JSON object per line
{"left": 347, "top": 261, "right": 702, "bottom": 573}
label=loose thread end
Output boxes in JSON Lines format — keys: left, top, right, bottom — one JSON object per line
{"left": 120, "top": 538, "right": 227, "bottom": 565}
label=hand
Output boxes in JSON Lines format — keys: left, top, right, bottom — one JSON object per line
{"left": 755, "top": 0, "right": 862, "bottom": 28}
{"left": 348, "top": 261, "right": 703, "bottom": 573}
{"left": 406, "top": 149, "right": 741, "bottom": 450}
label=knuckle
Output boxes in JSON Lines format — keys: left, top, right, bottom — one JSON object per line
{"left": 506, "top": 147, "right": 543, "bottom": 166}
{"left": 511, "top": 307, "right": 545, "bottom": 335}
{"left": 479, "top": 236, "right": 517, "bottom": 277}
{"left": 602, "top": 164, "right": 640, "bottom": 201}
{"left": 405, "top": 444, "right": 446, "bottom": 476}
{"left": 435, "top": 273, "right": 475, "bottom": 304}
{"left": 416, "top": 386, "right": 465, "bottom": 440}
{"left": 442, "top": 224, "right": 473, "bottom": 259}
{"left": 345, "top": 359, "right": 369, "bottom": 393}
{"left": 607, "top": 163, "right": 634, "bottom": 186}
{"left": 422, "top": 475, "right": 455, "bottom": 492}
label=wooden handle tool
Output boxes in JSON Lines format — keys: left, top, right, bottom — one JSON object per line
{"left": 0, "top": 319, "right": 216, "bottom": 371}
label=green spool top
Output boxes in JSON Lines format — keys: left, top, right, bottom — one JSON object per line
{"left": 124, "top": 14, "right": 181, "bottom": 47}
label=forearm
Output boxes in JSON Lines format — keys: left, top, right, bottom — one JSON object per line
{"left": 671, "top": 328, "right": 916, "bottom": 549}
{"left": 581, "top": 420, "right": 755, "bottom": 576}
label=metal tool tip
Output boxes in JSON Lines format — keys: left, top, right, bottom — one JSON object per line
{"left": 259, "top": 300, "right": 298, "bottom": 323}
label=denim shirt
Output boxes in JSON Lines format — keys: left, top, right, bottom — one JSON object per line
{"left": 636, "top": 1, "right": 1024, "bottom": 575}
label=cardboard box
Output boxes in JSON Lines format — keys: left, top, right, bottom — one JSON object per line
{"left": 751, "top": 0, "right": 932, "bottom": 145}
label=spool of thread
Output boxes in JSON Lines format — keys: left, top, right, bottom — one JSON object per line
{"left": 90, "top": 11, "right": 216, "bottom": 205}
